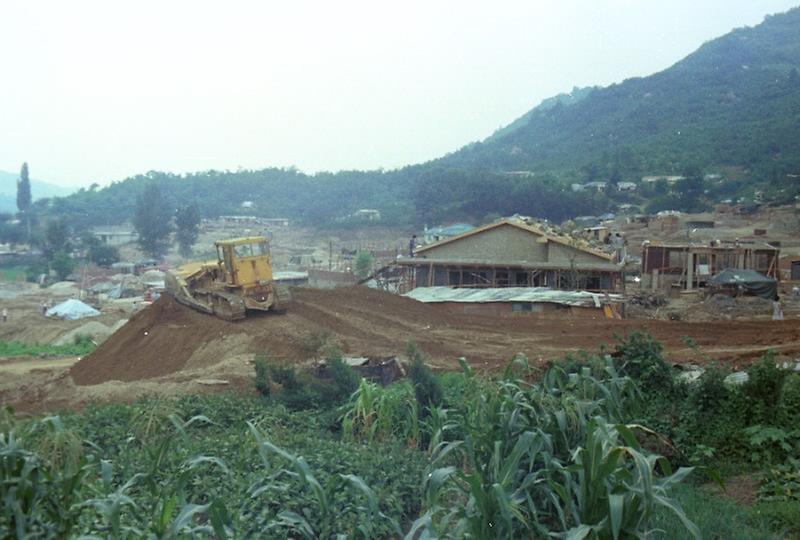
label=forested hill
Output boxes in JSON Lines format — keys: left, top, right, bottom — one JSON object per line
{"left": 438, "top": 7, "right": 800, "bottom": 176}
{"left": 42, "top": 7, "right": 800, "bottom": 230}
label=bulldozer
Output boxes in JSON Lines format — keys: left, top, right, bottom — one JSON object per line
{"left": 165, "top": 236, "right": 291, "bottom": 321}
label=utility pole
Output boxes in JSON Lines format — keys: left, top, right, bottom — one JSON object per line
{"left": 328, "top": 239, "right": 332, "bottom": 271}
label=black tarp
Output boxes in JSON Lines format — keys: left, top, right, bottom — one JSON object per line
{"left": 709, "top": 268, "right": 777, "bottom": 300}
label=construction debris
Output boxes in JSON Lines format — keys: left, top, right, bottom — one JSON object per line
{"left": 628, "top": 291, "right": 669, "bottom": 309}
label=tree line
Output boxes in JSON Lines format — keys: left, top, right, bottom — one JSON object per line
{"left": 0, "top": 163, "right": 203, "bottom": 282}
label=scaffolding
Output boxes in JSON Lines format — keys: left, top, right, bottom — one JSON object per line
{"left": 641, "top": 241, "right": 780, "bottom": 291}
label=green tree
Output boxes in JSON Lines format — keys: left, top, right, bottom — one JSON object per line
{"left": 43, "top": 219, "right": 70, "bottom": 260}
{"left": 16, "top": 162, "right": 32, "bottom": 241}
{"left": 354, "top": 251, "right": 374, "bottom": 279}
{"left": 133, "top": 183, "right": 172, "bottom": 258}
{"left": 175, "top": 203, "right": 200, "bottom": 259}
{"left": 675, "top": 167, "right": 707, "bottom": 212}
{"left": 51, "top": 251, "right": 75, "bottom": 280}
{"left": 85, "top": 237, "right": 120, "bottom": 268}
{"left": 0, "top": 213, "right": 23, "bottom": 245}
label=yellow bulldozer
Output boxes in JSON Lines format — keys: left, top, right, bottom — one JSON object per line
{"left": 165, "top": 236, "right": 290, "bottom": 321}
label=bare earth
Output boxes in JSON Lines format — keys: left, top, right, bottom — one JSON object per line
{"left": 2, "top": 286, "right": 799, "bottom": 415}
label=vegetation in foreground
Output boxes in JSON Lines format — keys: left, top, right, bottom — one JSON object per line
{"left": 0, "top": 336, "right": 96, "bottom": 358}
{"left": 1, "top": 335, "right": 798, "bottom": 538}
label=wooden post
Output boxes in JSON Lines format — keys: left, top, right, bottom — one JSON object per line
{"left": 686, "top": 251, "right": 694, "bottom": 291}
{"left": 643, "top": 246, "right": 649, "bottom": 277}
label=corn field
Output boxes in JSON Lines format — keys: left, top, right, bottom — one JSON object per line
{"left": 0, "top": 348, "right": 731, "bottom": 538}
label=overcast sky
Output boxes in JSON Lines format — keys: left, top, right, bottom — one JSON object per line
{"left": 1, "top": 0, "right": 798, "bottom": 187}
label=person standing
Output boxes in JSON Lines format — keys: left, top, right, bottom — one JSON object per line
{"left": 2, "top": 307, "right": 7, "bottom": 323}
{"left": 773, "top": 296, "right": 784, "bottom": 321}
{"left": 409, "top": 234, "right": 417, "bottom": 258}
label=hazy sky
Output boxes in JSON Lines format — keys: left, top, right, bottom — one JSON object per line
{"left": 1, "top": 1, "right": 798, "bottom": 187}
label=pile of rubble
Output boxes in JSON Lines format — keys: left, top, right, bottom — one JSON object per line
{"left": 628, "top": 291, "right": 669, "bottom": 309}
{"left": 85, "top": 269, "right": 165, "bottom": 302}
{"left": 699, "top": 294, "right": 774, "bottom": 320}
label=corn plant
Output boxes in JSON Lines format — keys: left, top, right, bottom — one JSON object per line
{"left": 1, "top": 416, "right": 98, "bottom": 539}
{"left": 247, "top": 421, "right": 400, "bottom": 538}
{"left": 558, "top": 417, "right": 700, "bottom": 539}
{"left": 408, "top": 357, "right": 699, "bottom": 539}
{"left": 342, "top": 379, "right": 420, "bottom": 447}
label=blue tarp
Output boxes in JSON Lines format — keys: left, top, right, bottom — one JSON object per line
{"left": 46, "top": 299, "right": 101, "bottom": 320}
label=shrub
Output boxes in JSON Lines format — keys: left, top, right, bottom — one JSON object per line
{"left": 298, "top": 329, "right": 332, "bottom": 363}
{"left": 614, "top": 331, "right": 675, "bottom": 393}
{"left": 50, "top": 251, "right": 75, "bottom": 281}
{"left": 87, "top": 244, "right": 120, "bottom": 268}
{"left": 327, "top": 357, "right": 360, "bottom": 401}
{"left": 758, "top": 457, "right": 800, "bottom": 502}
{"left": 750, "top": 500, "right": 800, "bottom": 536}
{"left": 253, "top": 355, "right": 271, "bottom": 397}
{"left": 406, "top": 343, "right": 443, "bottom": 413}
{"left": 689, "top": 366, "right": 730, "bottom": 413}
{"left": 682, "top": 367, "right": 747, "bottom": 458}
{"left": 268, "top": 364, "right": 319, "bottom": 410}
{"left": 778, "top": 373, "right": 800, "bottom": 427}
{"left": 743, "top": 352, "right": 786, "bottom": 425}
{"left": 354, "top": 251, "right": 374, "bottom": 279}
{"left": 24, "top": 257, "right": 48, "bottom": 283}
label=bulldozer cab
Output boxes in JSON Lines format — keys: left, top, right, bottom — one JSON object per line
{"left": 215, "top": 237, "right": 273, "bottom": 286}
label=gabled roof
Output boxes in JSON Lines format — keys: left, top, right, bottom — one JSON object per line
{"left": 427, "top": 223, "right": 475, "bottom": 236}
{"left": 416, "top": 219, "right": 613, "bottom": 261}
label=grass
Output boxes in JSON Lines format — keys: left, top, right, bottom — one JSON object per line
{"left": 652, "top": 484, "right": 778, "bottom": 539}
{"left": 0, "top": 264, "right": 25, "bottom": 282}
{"left": 0, "top": 337, "right": 95, "bottom": 357}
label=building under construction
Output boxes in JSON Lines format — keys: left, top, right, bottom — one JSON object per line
{"left": 397, "top": 218, "right": 623, "bottom": 292}
{"left": 641, "top": 240, "right": 780, "bottom": 291}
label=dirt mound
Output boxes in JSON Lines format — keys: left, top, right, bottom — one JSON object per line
{"left": 70, "top": 295, "right": 252, "bottom": 384}
{"left": 70, "top": 287, "right": 448, "bottom": 385}
{"left": 71, "top": 286, "right": 800, "bottom": 386}
{"left": 53, "top": 321, "right": 112, "bottom": 346}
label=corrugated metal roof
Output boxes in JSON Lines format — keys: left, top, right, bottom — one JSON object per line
{"left": 404, "top": 287, "right": 624, "bottom": 307}
{"left": 427, "top": 223, "right": 474, "bottom": 236}
{"left": 273, "top": 271, "right": 309, "bottom": 280}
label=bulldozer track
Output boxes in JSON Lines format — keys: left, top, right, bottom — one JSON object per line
{"left": 212, "top": 292, "right": 247, "bottom": 321}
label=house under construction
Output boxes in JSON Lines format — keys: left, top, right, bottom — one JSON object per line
{"left": 397, "top": 219, "right": 623, "bottom": 292}
{"left": 641, "top": 240, "right": 780, "bottom": 291}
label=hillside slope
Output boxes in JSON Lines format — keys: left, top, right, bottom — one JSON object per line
{"left": 43, "top": 8, "right": 800, "bottom": 228}
{"left": 441, "top": 8, "right": 800, "bottom": 176}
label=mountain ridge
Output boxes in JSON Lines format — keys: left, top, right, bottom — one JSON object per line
{"left": 26, "top": 7, "right": 800, "bottom": 228}
{"left": 0, "top": 170, "right": 74, "bottom": 214}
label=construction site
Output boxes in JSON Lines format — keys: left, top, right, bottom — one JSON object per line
{"left": 1, "top": 203, "right": 799, "bottom": 414}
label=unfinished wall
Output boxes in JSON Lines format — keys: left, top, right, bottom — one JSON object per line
{"left": 307, "top": 269, "right": 358, "bottom": 289}
{"left": 429, "top": 301, "right": 605, "bottom": 319}
{"left": 421, "top": 224, "right": 548, "bottom": 262}
{"left": 547, "top": 242, "right": 610, "bottom": 265}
